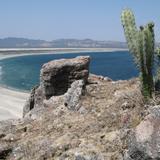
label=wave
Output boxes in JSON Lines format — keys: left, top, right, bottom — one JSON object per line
{"left": 0, "top": 66, "right": 3, "bottom": 79}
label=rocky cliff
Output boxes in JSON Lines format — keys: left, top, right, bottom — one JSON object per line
{"left": 0, "top": 56, "right": 160, "bottom": 160}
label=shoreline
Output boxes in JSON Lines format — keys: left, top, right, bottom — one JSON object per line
{"left": 0, "top": 47, "right": 128, "bottom": 60}
{"left": 0, "top": 47, "right": 128, "bottom": 121}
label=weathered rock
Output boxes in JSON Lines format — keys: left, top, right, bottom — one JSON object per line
{"left": 89, "top": 74, "right": 112, "bottom": 83}
{"left": 125, "top": 105, "right": 160, "bottom": 159}
{"left": 23, "top": 56, "right": 90, "bottom": 117}
{"left": 64, "top": 80, "right": 85, "bottom": 110}
{"left": 23, "top": 86, "right": 38, "bottom": 117}
{"left": 40, "top": 56, "right": 90, "bottom": 98}
{"left": 23, "top": 86, "right": 45, "bottom": 117}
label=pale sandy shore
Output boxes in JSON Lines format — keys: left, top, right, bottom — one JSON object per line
{"left": 0, "top": 48, "right": 128, "bottom": 121}
{"left": 0, "top": 47, "right": 128, "bottom": 60}
{"left": 0, "top": 86, "right": 29, "bottom": 121}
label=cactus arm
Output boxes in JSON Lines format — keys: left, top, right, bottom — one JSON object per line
{"left": 121, "top": 9, "right": 138, "bottom": 56}
{"left": 137, "top": 29, "right": 145, "bottom": 73}
{"left": 144, "top": 23, "right": 155, "bottom": 73}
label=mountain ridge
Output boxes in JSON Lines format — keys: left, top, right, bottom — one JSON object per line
{"left": 0, "top": 37, "right": 127, "bottom": 48}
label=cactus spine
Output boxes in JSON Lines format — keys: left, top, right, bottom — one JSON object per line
{"left": 121, "top": 9, "right": 155, "bottom": 98}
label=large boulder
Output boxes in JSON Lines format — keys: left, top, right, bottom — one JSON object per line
{"left": 40, "top": 56, "right": 90, "bottom": 99}
{"left": 23, "top": 56, "right": 90, "bottom": 117}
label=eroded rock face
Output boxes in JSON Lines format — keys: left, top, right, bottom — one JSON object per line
{"left": 23, "top": 86, "right": 38, "bottom": 117}
{"left": 40, "top": 56, "right": 90, "bottom": 99}
{"left": 125, "top": 105, "right": 160, "bottom": 160}
{"left": 23, "top": 86, "right": 44, "bottom": 117}
{"left": 23, "top": 56, "right": 90, "bottom": 117}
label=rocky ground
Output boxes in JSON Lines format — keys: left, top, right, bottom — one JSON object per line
{"left": 0, "top": 56, "right": 160, "bottom": 160}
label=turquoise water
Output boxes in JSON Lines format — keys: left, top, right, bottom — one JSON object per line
{"left": 0, "top": 51, "right": 138, "bottom": 91}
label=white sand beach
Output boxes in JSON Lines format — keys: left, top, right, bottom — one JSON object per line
{"left": 0, "top": 87, "right": 29, "bottom": 120}
{"left": 0, "top": 48, "right": 128, "bottom": 60}
{"left": 0, "top": 48, "right": 127, "bottom": 121}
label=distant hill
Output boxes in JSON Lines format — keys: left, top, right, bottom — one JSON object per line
{"left": 0, "top": 37, "right": 128, "bottom": 48}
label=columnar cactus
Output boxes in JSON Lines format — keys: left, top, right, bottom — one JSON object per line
{"left": 155, "top": 48, "right": 160, "bottom": 90}
{"left": 121, "top": 9, "right": 155, "bottom": 98}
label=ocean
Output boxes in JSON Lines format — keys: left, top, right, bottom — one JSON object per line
{"left": 0, "top": 51, "right": 138, "bottom": 91}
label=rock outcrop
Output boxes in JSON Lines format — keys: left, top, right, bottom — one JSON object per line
{"left": 40, "top": 56, "right": 90, "bottom": 98}
{"left": 23, "top": 56, "right": 90, "bottom": 117}
{"left": 1, "top": 56, "right": 160, "bottom": 160}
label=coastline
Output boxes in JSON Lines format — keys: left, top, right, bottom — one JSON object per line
{"left": 0, "top": 47, "right": 128, "bottom": 121}
{"left": 0, "top": 47, "right": 128, "bottom": 60}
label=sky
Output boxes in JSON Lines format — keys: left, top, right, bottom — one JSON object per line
{"left": 0, "top": 0, "right": 160, "bottom": 41}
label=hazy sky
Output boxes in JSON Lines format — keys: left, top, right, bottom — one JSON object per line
{"left": 1, "top": 0, "right": 160, "bottom": 41}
